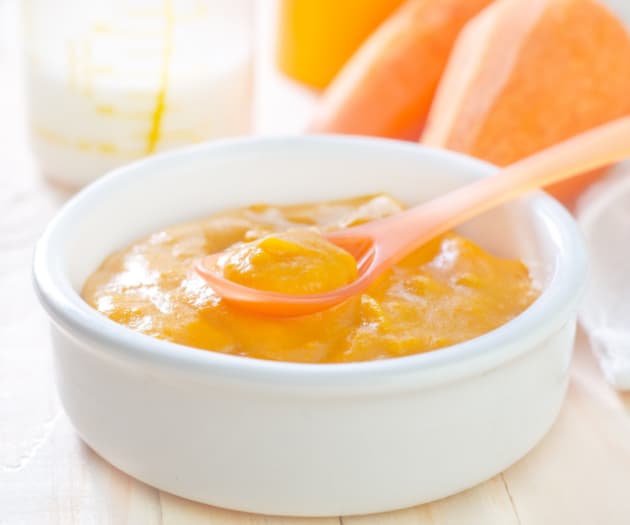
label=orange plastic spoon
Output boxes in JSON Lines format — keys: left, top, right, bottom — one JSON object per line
{"left": 197, "top": 117, "right": 630, "bottom": 317}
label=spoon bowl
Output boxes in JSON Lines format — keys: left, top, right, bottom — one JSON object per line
{"left": 196, "top": 232, "right": 379, "bottom": 316}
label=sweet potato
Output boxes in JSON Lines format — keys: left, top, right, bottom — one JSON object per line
{"left": 422, "top": 0, "right": 630, "bottom": 205}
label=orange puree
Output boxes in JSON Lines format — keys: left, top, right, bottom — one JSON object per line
{"left": 221, "top": 229, "right": 357, "bottom": 294}
{"left": 82, "top": 195, "right": 538, "bottom": 363}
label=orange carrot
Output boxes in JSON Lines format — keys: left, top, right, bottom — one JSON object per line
{"left": 422, "top": 0, "right": 630, "bottom": 206}
{"left": 308, "top": 0, "right": 494, "bottom": 140}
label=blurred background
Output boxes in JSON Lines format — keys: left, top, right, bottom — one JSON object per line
{"left": 0, "top": 0, "right": 316, "bottom": 188}
{"left": 1, "top": 0, "right": 630, "bottom": 188}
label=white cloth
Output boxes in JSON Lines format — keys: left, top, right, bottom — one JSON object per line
{"left": 573, "top": 0, "right": 630, "bottom": 388}
{"left": 577, "top": 163, "right": 630, "bottom": 389}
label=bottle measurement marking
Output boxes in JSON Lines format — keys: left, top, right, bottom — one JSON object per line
{"left": 30, "top": 0, "right": 251, "bottom": 170}
{"left": 146, "top": 0, "right": 174, "bottom": 154}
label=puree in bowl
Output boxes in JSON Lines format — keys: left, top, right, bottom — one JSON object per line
{"left": 82, "top": 194, "right": 538, "bottom": 363}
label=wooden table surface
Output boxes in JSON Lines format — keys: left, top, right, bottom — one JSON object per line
{"left": 3, "top": 1, "right": 630, "bottom": 523}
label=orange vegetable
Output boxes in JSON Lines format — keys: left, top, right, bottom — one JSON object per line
{"left": 308, "top": 0, "right": 494, "bottom": 140}
{"left": 276, "top": 0, "right": 404, "bottom": 90}
{"left": 422, "top": 0, "right": 630, "bottom": 206}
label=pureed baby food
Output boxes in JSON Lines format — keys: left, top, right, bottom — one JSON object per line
{"left": 82, "top": 194, "right": 538, "bottom": 363}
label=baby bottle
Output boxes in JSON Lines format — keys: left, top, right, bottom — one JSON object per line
{"left": 22, "top": 0, "right": 254, "bottom": 188}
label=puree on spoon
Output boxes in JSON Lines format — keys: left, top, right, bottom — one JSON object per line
{"left": 82, "top": 194, "right": 538, "bottom": 363}
{"left": 220, "top": 229, "right": 358, "bottom": 295}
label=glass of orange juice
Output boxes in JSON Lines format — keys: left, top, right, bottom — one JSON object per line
{"left": 276, "top": 0, "right": 404, "bottom": 89}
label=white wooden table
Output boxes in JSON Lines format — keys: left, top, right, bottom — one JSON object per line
{"left": 2, "top": 1, "right": 630, "bottom": 523}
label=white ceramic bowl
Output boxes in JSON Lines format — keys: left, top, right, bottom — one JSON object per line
{"left": 33, "top": 136, "right": 587, "bottom": 517}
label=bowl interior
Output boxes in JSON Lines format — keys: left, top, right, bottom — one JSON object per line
{"left": 55, "top": 137, "right": 558, "bottom": 292}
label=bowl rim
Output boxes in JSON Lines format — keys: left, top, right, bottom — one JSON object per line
{"left": 33, "top": 135, "right": 587, "bottom": 388}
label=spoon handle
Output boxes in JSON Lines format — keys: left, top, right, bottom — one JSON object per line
{"left": 373, "top": 116, "right": 630, "bottom": 264}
